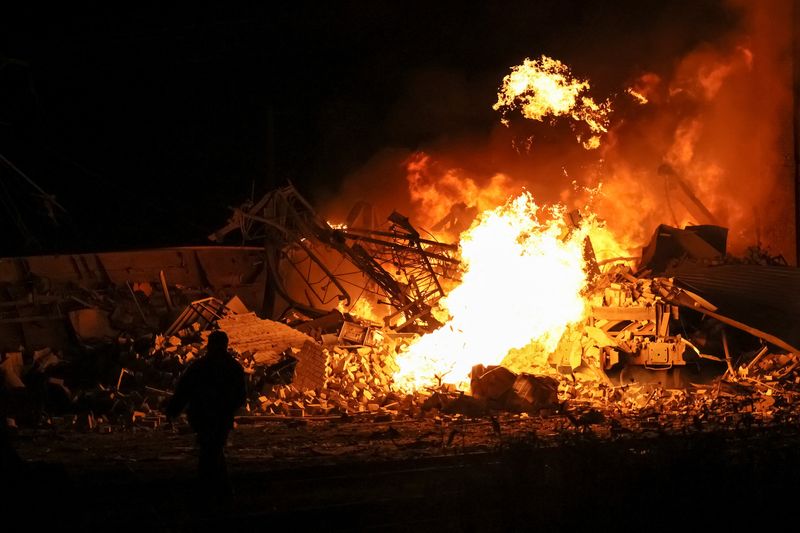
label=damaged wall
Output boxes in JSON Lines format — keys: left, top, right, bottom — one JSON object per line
{"left": 0, "top": 246, "right": 267, "bottom": 351}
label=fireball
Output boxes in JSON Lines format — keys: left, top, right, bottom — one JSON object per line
{"left": 493, "top": 55, "right": 612, "bottom": 149}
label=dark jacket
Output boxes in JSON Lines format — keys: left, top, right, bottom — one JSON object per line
{"left": 167, "top": 349, "right": 246, "bottom": 436}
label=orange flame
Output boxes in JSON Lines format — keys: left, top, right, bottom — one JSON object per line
{"left": 406, "top": 152, "right": 515, "bottom": 238}
{"left": 337, "top": 298, "right": 382, "bottom": 324}
{"left": 625, "top": 87, "right": 649, "bottom": 105}
{"left": 493, "top": 55, "right": 612, "bottom": 149}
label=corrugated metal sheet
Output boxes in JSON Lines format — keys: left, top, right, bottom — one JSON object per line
{"left": 669, "top": 263, "right": 800, "bottom": 347}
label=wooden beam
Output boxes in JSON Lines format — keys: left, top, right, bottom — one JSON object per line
{"left": 591, "top": 306, "right": 656, "bottom": 322}
{"left": 700, "top": 308, "right": 800, "bottom": 355}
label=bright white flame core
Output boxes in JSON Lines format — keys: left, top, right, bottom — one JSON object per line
{"left": 392, "top": 192, "right": 591, "bottom": 391}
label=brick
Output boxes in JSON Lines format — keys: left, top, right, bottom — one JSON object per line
{"left": 292, "top": 340, "right": 327, "bottom": 391}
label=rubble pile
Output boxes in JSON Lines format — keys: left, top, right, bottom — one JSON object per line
{"left": 1, "top": 259, "right": 797, "bottom": 436}
{"left": 319, "top": 338, "right": 405, "bottom": 415}
{"left": 238, "top": 321, "right": 412, "bottom": 418}
{"left": 2, "top": 186, "right": 799, "bottom": 438}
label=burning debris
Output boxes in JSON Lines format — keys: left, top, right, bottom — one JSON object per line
{"left": 1, "top": 184, "right": 798, "bottom": 439}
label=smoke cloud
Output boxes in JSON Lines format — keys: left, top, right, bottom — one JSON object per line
{"left": 323, "top": 1, "right": 796, "bottom": 262}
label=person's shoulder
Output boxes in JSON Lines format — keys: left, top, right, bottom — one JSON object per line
{"left": 226, "top": 355, "right": 244, "bottom": 370}
{"left": 184, "top": 355, "right": 211, "bottom": 373}
{"left": 221, "top": 355, "right": 244, "bottom": 375}
{"left": 189, "top": 354, "right": 209, "bottom": 366}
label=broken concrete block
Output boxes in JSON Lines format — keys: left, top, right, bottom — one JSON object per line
{"left": 292, "top": 340, "right": 328, "bottom": 391}
{"left": 510, "top": 374, "right": 558, "bottom": 412}
{"left": 441, "top": 394, "right": 488, "bottom": 417}
{"left": 218, "top": 313, "right": 314, "bottom": 365}
{"left": 470, "top": 365, "right": 517, "bottom": 401}
{"left": 225, "top": 295, "right": 250, "bottom": 315}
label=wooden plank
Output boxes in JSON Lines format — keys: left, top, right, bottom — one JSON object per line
{"left": 657, "top": 305, "right": 670, "bottom": 337}
{"left": 591, "top": 306, "right": 656, "bottom": 322}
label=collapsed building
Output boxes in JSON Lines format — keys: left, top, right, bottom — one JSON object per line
{"left": 0, "top": 184, "right": 798, "bottom": 432}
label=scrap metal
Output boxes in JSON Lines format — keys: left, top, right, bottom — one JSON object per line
{"left": 210, "top": 184, "right": 460, "bottom": 332}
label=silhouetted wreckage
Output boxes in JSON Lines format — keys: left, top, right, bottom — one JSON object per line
{"left": 1, "top": 184, "right": 799, "bottom": 439}
{"left": 210, "top": 184, "right": 459, "bottom": 332}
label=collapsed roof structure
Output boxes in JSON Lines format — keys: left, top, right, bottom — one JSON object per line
{"left": 209, "top": 184, "right": 460, "bottom": 332}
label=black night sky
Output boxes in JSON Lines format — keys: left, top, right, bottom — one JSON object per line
{"left": 1, "top": 1, "right": 736, "bottom": 256}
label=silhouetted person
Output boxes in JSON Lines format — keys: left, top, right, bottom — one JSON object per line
{"left": 166, "top": 330, "right": 246, "bottom": 513}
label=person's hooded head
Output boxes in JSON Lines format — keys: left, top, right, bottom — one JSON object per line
{"left": 207, "top": 330, "right": 229, "bottom": 357}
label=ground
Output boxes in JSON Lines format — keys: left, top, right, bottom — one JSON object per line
{"left": 7, "top": 412, "right": 800, "bottom": 531}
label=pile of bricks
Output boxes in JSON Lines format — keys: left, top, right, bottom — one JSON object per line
{"left": 321, "top": 339, "right": 403, "bottom": 414}
{"left": 244, "top": 330, "right": 415, "bottom": 417}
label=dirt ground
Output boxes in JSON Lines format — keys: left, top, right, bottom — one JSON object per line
{"left": 6, "top": 413, "right": 800, "bottom": 532}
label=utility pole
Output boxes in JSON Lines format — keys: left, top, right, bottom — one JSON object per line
{"left": 795, "top": 0, "right": 800, "bottom": 265}
{"left": 262, "top": 104, "right": 278, "bottom": 319}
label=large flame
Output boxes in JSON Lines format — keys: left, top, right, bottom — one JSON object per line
{"left": 392, "top": 192, "right": 592, "bottom": 391}
{"left": 493, "top": 55, "right": 611, "bottom": 149}
{"left": 406, "top": 152, "right": 514, "bottom": 238}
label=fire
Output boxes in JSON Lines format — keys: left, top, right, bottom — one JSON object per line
{"left": 338, "top": 297, "right": 382, "bottom": 324}
{"left": 493, "top": 55, "right": 611, "bottom": 149}
{"left": 392, "top": 192, "right": 592, "bottom": 391}
{"left": 406, "top": 152, "right": 514, "bottom": 236}
{"left": 626, "top": 87, "right": 649, "bottom": 105}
